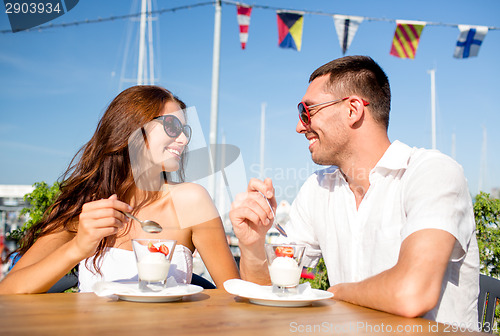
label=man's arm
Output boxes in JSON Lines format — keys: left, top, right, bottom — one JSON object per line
{"left": 329, "top": 229, "right": 455, "bottom": 318}
{"left": 230, "top": 178, "right": 276, "bottom": 285}
{"left": 238, "top": 243, "right": 271, "bottom": 285}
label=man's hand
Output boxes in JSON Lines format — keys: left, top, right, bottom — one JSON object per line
{"left": 229, "top": 178, "right": 276, "bottom": 284}
{"left": 230, "top": 178, "right": 276, "bottom": 248}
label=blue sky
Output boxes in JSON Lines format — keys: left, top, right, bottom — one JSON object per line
{"left": 1, "top": 0, "right": 499, "bottom": 204}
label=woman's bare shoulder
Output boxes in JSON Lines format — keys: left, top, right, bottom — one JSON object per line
{"left": 167, "top": 182, "right": 212, "bottom": 203}
{"left": 164, "top": 182, "right": 220, "bottom": 228}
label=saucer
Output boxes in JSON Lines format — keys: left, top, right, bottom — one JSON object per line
{"left": 93, "top": 281, "right": 203, "bottom": 303}
{"left": 223, "top": 279, "right": 333, "bottom": 307}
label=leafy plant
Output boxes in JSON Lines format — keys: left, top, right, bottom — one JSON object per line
{"left": 300, "top": 257, "right": 329, "bottom": 290}
{"left": 474, "top": 192, "right": 500, "bottom": 334}
{"left": 6, "top": 181, "right": 60, "bottom": 244}
{"left": 5, "top": 181, "right": 78, "bottom": 291}
{"left": 474, "top": 192, "right": 500, "bottom": 278}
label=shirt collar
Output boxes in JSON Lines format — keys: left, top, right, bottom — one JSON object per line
{"left": 321, "top": 140, "right": 412, "bottom": 181}
{"left": 373, "top": 140, "right": 413, "bottom": 172}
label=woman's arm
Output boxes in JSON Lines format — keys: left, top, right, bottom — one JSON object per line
{"left": 192, "top": 216, "right": 240, "bottom": 287}
{"left": 0, "top": 231, "right": 82, "bottom": 294}
{"left": 0, "top": 195, "right": 132, "bottom": 294}
{"left": 171, "top": 183, "right": 240, "bottom": 287}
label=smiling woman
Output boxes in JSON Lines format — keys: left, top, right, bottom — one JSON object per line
{"left": 0, "top": 85, "right": 240, "bottom": 294}
{"left": 129, "top": 100, "right": 191, "bottom": 189}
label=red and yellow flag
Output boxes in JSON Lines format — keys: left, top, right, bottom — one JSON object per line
{"left": 390, "top": 20, "right": 426, "bottom": 59}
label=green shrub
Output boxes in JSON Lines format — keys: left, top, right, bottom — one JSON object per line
{"left": 300, "top": 257, "right": 329, "bottom": 290}
{"left": 474, "top": 192, "right": 500, "bottom": 334}
{"left": 6, "top": 181, "right": 60, "bottom": 245}
{"left": 474, "top": 192, "right": 500, "bottom": 278}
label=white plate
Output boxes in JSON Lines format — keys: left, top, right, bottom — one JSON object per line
{"left": 112, "top": 283, "right": 204, "bottom": 303}
{"left": 223, "top": 279, "right": 333, "bottom": 307}
{"left": 246, "top": 291, "right": 333, "bottom": 307}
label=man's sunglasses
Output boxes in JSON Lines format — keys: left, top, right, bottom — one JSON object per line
{"left": 153, "top": 114, "right": 192, "bottom": 144}
{"left": 298, "top": 97, "right": 369, "bottom": 126}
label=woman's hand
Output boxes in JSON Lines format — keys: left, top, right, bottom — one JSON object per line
{"left": 73, "top": 194, "right": 132, "bottom": 259}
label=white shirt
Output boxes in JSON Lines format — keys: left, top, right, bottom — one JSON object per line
{"left": 78, "top": 244, "right": 193, "bottom": 292}
{"left": 286, "top": 140, "right": 479, "bottom": 326}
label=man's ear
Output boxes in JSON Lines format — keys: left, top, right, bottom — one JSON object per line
{"left": 346, "top": 96, "right": 366, "bottom": 127}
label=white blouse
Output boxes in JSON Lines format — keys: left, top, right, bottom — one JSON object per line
{"left": 78, "top": 244, "right": 193, "bottom": 292}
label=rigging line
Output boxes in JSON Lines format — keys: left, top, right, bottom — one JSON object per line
{"left": 3, "top": 0, "right": 499, "bottom": 34}
{"left": 221, "top": 0, "right": 500, "bottom": 30}
{"left": 1, "top": 1, "right": 215, "bottom": 34}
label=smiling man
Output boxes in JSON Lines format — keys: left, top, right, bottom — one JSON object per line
{"left": 229, "top": 55, "right": 479, "bottom": 327}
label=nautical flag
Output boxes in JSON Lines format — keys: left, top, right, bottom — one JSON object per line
{"left": 236, "top": 4, "right": 252, "bottom": 50}
{"left": 333, "top": 15, "right": 363, "bottom": 55}
{"left": 453, "top": 25, "right": 488, "bottom": 59}
{"left": 277, "top": 11, "right": 304, "bottom": 51}
{"left": 390, "top": 20, "right": 426, "bottom": 59}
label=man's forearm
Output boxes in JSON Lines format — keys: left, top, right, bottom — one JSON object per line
{"left": 329, "top": 265, "right": 440, "bottom": 318}
{"left": 329, "top": 230, "right": 454, "bottom": 318}
{"left": 328, "top": 271, "right": 416, "bottom": 317}
{"left": 239, "top": 245, "right": 271, "bottom": 285}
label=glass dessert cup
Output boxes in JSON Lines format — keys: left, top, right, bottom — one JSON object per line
{"left": 265, "top": 243, "right": 306, "bottom": 296}
{"left": 132, "top": 239, "right": 177, "bottom": 292}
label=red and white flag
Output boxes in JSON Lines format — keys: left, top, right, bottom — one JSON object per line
{"left": 236, "top": 4, "right": 252, "bottom": 49}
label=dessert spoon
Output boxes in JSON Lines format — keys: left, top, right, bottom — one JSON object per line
{"left": 257, "top": 191, "right": 288, "bottom": 237}
{"left": 122, "top": 211, "right": 163, "bottom": 233}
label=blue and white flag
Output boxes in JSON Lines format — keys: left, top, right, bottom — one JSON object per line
{"left": 453, "top": 25, "right": 488, "bottom": 59}
{"left": 333, "top": 14, "right": 363, "bottom": 55}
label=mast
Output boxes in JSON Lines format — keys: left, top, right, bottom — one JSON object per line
{"left": 260, "top": 102, "right": 267, "bottom": 180}
{"left": 137, "top": 0, "right": 147, "bottom": 85}
{"left": 208, "top": 0, "right": 222, "bottom": 196}
{"left": 147, "top": 0, "right": 155, "bottom": 84}
{"left": 137, "top": 0, "right": 155, "bottom": 85}
{"left": 217, "top": 133, "right": 230, "bottom": 230}
{"left": 478, "top": 126, "right": 487, "bottom": 194}
{"left": 451, "top": 132, "right": 456, "bottom": 160}
{"left": 428, "top": 68, "right": 436, "bottom": 150}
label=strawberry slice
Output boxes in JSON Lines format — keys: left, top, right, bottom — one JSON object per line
{"left": 159, "top": 244, "right": 169, "bottom": 256}
{"left": 148, "top": 242, "right": 159, "bottom": 253}
{"left": 275, "top": 246, "right": 294, "bottom": 258}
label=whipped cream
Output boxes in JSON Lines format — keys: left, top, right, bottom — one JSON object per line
{"left": 137, "top": 252, "right": 170, "bottom": 281}
{"left": 269, "top": 256, "right": 301, "bottom": 287}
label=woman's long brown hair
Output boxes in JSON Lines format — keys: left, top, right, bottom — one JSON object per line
{"left": 17, "top": 85, "right": 187, "bottom": 273}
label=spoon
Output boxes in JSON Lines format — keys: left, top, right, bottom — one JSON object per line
{"left": 257, "top": 191, "right": 288, "bottom": 237}
{"left": 122, "top": 211, "right": 163, "bottom": 233}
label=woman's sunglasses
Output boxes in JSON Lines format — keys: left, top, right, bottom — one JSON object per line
{"left": 153, "top": 114, "right": 192, "bottom": 144}
{"left": 298, "top": 97, "right": 369, "bottom": 126}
